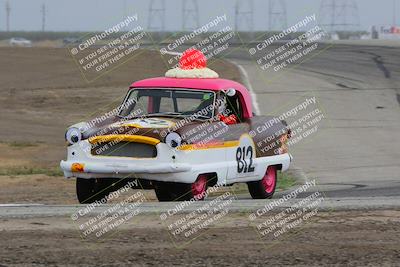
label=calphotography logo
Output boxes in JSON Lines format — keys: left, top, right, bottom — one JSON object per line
{"left": 159, "top": 14, "right": 237, "bottom": 68}
{"left": 249, "top": 96, "right": 326, "bottom": 155}
{"left": 68, "top": 14, "right": 147, "bottom": 82}
{"left": 249, "top": 179, "right": 326, "bottom": 245}
{"left": 159, "top": 181, "right": 238, "bottom": 248}
{"left": 249, "top": 14, "right": 329, "bottom": 72}
{"left": 71, "top": 180, "right": 147, "bottom": 240}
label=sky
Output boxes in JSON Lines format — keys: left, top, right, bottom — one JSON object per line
{"left": 0, "top": 0, "right": 398, "bottom": 32}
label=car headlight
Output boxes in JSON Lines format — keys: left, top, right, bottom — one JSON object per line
{"left": 65, "top": 127, "right": 82, "bottom": 145}
{"left": 165, "top": 132, "right": 182, "bottom": 148}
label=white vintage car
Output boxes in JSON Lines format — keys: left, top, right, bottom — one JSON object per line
{"left": 60, "top": 49, "right": 292, "bottom": 203}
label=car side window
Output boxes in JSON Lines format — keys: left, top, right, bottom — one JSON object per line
{"left": 226, "top": 95, "right": 243, "bottom": 121}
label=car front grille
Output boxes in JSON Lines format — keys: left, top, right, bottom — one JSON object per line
{"left": 91, "top": 141, "right": 157, "bottom": 158}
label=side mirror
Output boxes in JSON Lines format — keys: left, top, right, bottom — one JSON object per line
{"left": 225, "top": 88, "right": 236, "bottom": 97}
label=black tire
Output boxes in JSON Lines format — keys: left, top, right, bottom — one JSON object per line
{"left": 154, "top": 182, "right": 191, "bottom": 201}
{"left": 76, "top": 178, "right": 110, "bottom": 204}
{"left": 154, "top": 182, "right": 175, "bottom": 202}
{"left": 247, "top": 166, "right": 277, "bottom": 199}
{"left": 154, "top": 176, "right": 208, "bottom": 202}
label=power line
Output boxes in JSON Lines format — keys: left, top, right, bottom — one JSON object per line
{"left": 148, "top": 0, "right": 166, "bottom": 31}
{"left": 182, "top": 0, "right": 199, "bottom": 31}
{"left": 319, "top": 0, "right": 360, "bottom": 32}
{"left": 234, "top": 0, "right": 254, "bottom": 32}
{"left": 268, "top": 0, "right": 287, "bottom": 31}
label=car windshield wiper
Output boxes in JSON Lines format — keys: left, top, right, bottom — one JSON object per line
{"left": 117, "top": 112, "right": 182, "bottom": 119}
{"left": 117, "top": 114, "right": 141, "bottom": 119}
{"left": 119, "top": 112, "right": 212, "bottom": 120}
{"left": 191, "top": 114, "right": 212, "bottom": 120}
{"left": 149, "top": 113, "right": 212, "bottom": 121}
{"left": 146, "top": 112, "right": 184, "bottom": 117}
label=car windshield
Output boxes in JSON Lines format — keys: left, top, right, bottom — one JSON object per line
{"left": 119, "top": 88, "right": 216, "bottom": 119}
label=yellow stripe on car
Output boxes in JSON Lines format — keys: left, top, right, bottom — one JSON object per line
{"left": 120, "top": 123, "right": 144, "bottom": 128}
{"left": 88, "top": 135, "right": 160, "bottom": 146}
{"left": 178, "top": 140, "right": 239, "bottom": 150}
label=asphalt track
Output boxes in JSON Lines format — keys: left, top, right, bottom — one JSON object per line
{"left": 1, "top": 42, "right": 399, "bottom": 216}
{"left": 228, "top": 42, "right": 400, "bottom": 199}
{"left": 1, "top": 196, "right": 400, "bottom": 218}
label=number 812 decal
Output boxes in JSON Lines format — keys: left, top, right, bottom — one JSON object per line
{"left": 236, "top": 146, "right": 255, "bottom": 173}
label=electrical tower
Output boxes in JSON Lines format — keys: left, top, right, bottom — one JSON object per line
{"left": 268, "top": 0, "right": 287, "bottom": 31}
{"left": 319, "top": 0, "right": 360, "bottom": 32}
{"left": 6, "top": 1, "right": 11, "bottom": 32}
{"left": 182, "top": 0, "right": 199, "bottom": 31}
{"left": 41, "top": 3, "right": 46, "bottom": 32}
{"left": 148, "top": 0, "right": 166, "bottom": 31}
{"left": 234, "top": 0, "right": 254, "bottom": 32}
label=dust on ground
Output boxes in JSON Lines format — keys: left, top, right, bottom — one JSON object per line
{"left": 0, "top": 210, "right": 399, "bottom": 266}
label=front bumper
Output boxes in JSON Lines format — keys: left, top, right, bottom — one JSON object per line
{"left": 60, "top": 160, "right": 191, "bottom": 174}
{"left": 60, "top": 140, "right": 192, "bottom": 178}
{"left": 60, "top": 139, "right": 292, "bottom": 184}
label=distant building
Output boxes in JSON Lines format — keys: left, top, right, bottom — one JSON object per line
{"left": 372, "top": 25, "right": 400, "bottom": 39}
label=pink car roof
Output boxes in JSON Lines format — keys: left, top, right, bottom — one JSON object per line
{"left": 131, "top": 77, "right": 253, "bottom": 118}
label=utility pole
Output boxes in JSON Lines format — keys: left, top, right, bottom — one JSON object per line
{"left": 182, "top": 0, "right": 199, "bottom": 31}
{"left": 393, "top": 0, "right": 397, "bottom": 26}
{"left": 319, "top": 0, "right": 360, "bottom": 32}
{"left": 6, "top": 1, "right": 11, "bottom": 32}
{"left": 123, "top": 0, "right": 127, "bottom": 19}
{"left": 148, "top": 0, "right": 166, "bottom": 31}
{"left": 234, "top": 0, "right": 254, "bottom": 32}
{"left": 41, "top": 3, "right": 46, "bottom": 32}
{"left": 268, "top": 0, "right": 287, "bottom": 31}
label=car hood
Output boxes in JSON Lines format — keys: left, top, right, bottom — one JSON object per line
{"left": 82, "top": 117, "right": 192, "bottom": 142}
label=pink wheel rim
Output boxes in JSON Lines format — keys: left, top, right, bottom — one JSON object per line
{"left": 191, "top": 175, "right": 207, "bottom": 197}
{"left": 262, "top": 166, "right": 276, "bottom": 194}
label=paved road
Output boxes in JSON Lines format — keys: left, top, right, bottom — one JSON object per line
{"left": 227, "top": 42, "right": 400, "bottom": 198}
{"left": 1, "top": 196, "right": 400, "bottom": 218}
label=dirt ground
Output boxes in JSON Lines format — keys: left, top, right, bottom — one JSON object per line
{"left": 0, "top": 210, "right": 399, "bottom": 266}
{"left": 0, "top": 173, "right": 164, "bottom": 204}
